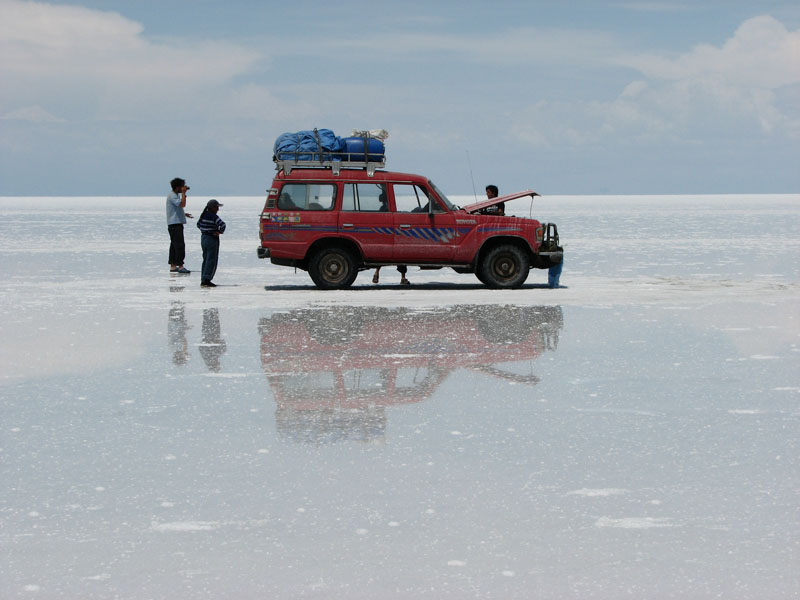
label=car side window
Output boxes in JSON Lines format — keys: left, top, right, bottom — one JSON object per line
{"left": 341, "top": 183, "right": 387, "bottom": 212}
{"left": 393, "top": 184, "right": 440, "bottom": 213}
{"left": 277, "top": 183, "right": 335, "bottom": 211}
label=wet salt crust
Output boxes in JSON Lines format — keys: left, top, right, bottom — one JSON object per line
{"left": 1, "top": 194, "right": 798, "bottom": 599}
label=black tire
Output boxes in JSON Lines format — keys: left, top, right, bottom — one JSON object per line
{"left": 308, "top": 247, "right": 358, "bottom": 289}
{"left": 478, "top": 244, "right": 530, "bottom": 288}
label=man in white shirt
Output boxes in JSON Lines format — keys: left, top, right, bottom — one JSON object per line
{"left": 166, "top": 177, "right": 193, "bottom": 273}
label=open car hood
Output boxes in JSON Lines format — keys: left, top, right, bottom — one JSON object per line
{"left": 462, "top": 190, "right": 540, "bottom": 214}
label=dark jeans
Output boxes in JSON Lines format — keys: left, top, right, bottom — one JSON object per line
{"left": 168, "top": 224, "right": 185, "bottom": 266}
{"left": 548, "top": 258, "right": 563, "bottom": 288}
{"left": 201, "top": 233, "right": 220, "bottom": 283}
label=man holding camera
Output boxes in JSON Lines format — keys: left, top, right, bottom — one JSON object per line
{"left": 166, "top": 177, "right": 193, "bottom": 274}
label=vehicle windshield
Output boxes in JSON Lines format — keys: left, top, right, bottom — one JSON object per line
{"left": 428, "top": 180, "right": 458, "bottom": 210}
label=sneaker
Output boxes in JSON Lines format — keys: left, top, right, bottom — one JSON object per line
{"left": 201, "top": 281, "right": 216, "bottom": 288}
{"left": 169, "top": 268, "right": 179, "bottom": 273}
{"left": 177, "top": 267, "right": 191, "bottom": 274}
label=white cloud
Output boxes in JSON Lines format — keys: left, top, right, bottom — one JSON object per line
{"left": 619, "top": 15, "right": 800, "bottom": 137}
{"left": 613, "top": 2, "right": 694, "bottom": 12}
{"left": 512, "top": 15, "right": 800, "bottom": 147}
{"left": 619, "top": 15, "right": 800, "bottom": 89}
{"left": 1, "top": 105, "right": 65, "bottom": 122}
{"left": 0, "top": 0, "right": 262, "bottom": 119}
{"left": 0, "top": 2, "right": 796, "bottom": 193}
{"left": 620, "top": 80, "right": 648, "bottom": 98}
{"left": 226, "top": 84, "right": 317, "bottom": 123}
{"left": 510, "top": 92, "right": 673, "bottom": 149}
{"left": 318, "top": 27, "right": 620, "bottom": 67}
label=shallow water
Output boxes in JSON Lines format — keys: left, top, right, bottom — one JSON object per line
{"left": 1, "top": 195, "right": 798, "bottom": 599}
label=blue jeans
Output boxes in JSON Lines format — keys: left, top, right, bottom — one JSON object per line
{"left": 201, "top": 234, "right": 220, "bottom": 283}
{"left": 548, "top": 258, "right": 563, "bottom": 288}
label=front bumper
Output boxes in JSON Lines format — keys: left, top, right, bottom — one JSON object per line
{"left": 533, "top": 249, "right": 563, "bottom": 269}
{"left": 257, "top": 247, "right": 270, "bottom": 259}
{"left": 533, "top": 222, "right": 562, "bottom": 268}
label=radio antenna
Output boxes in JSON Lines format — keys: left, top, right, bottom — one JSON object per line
{"left": 465, "top": 150, "right": 478, "bottom": 203}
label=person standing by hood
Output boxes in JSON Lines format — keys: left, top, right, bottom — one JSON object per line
{"left": 197, "top": 199, "right": 226, "bottom": 288}
{"left": 166, "top": 177, "right": 193, "bottom": 273}
{"left": 484, "top": 184, "right": 504, "bottom": 215}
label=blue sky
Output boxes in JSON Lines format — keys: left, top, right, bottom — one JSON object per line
{"left": 1, "top": 0, "right": 798, "bottom": 195}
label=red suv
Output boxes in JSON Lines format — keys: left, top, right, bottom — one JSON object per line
{"left": 258, "top": 157, "right": 562, "bottom": 289}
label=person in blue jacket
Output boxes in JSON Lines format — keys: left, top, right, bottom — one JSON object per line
{"left": 196, "top": 199, "right": 226, "bottom": 288}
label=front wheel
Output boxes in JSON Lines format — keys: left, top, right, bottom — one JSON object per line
{"left": 308, "top": 247, "right": 358, "bottom": 289}
{"left": 479, "top": 244, "right": 530, "bottom": 288}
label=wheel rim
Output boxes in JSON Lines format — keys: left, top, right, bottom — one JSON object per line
{"left": 490, "top": 252, "right": 520, "bottom": 282}
{"left": 320, "top": 254, "right": 349, "bottom": 284}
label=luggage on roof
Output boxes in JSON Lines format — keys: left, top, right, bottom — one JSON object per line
{"left": 273, "top": 128, "right": 345, "bottom": 161}
{"left": 273, "top": 128, "right": 388, "bottom": 175}
{"left": 341, "top": 136, "right": 385, "bottom": 162}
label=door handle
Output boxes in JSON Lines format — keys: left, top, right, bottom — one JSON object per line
{"left": 399, "top": 224, "right": 412, "bottom": 229}
{"left": 342, "top": 223, "right": 354, "bottom": 228}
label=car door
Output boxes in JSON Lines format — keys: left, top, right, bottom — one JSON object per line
{"left": 390, "top": 183, "right": 457, "bottom": 262}
{"left": 337, "top": 182, "right": 393, "bottom": 261}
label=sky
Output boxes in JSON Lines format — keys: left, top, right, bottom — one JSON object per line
{"left": 0, "top": 0, "right": 798, "bottom": 196}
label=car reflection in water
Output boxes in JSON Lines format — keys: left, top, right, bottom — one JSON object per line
{"left": 258, "top": 305, "right": 563, "bottom": 444}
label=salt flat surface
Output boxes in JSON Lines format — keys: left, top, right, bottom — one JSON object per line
{"left": 1, "top": 194, "right": 798, "bottom": 599}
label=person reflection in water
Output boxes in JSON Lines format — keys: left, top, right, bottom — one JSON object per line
{"left": 199, "top": 308, "right": 227, "bottom": 372}
{"left": 167, "top": 302, "right": 190, "bottom": 366}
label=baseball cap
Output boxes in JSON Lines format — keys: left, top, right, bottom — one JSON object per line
{"left": 206, "top": 199, "right": 224, "bottom": 209}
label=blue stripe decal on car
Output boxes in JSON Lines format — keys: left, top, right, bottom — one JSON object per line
{"left": 476, "top": 225, "right": 520, "bottom": 234}
{"left": 264, "top": 224, "right": 469, "bottom": 243}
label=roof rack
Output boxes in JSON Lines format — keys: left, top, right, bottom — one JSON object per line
{"left": 274, "top": 151, "right": 386, "bottom": 177}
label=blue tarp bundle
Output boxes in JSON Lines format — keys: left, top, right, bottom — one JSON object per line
{"left": 274, "top": 128, "right": 346, "bottom": 161}
{"left": 273, "top": 128, "right": 387, "bottom": 162}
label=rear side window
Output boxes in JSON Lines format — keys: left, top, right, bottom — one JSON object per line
{"left": 393, "top": 184, "right": 441, "bottom": 213}
{"left": 342, "top": 183, "right": 387, "bottom": 212}
{"left": 277, "top": 183, "right": 336, "bottom": 211}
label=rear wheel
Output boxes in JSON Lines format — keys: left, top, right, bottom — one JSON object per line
{"left": 308, "top": 247, "right": 358, "bottom": 290}
{"left": 479, "top": 244, "right": 530, "bottom": 288}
